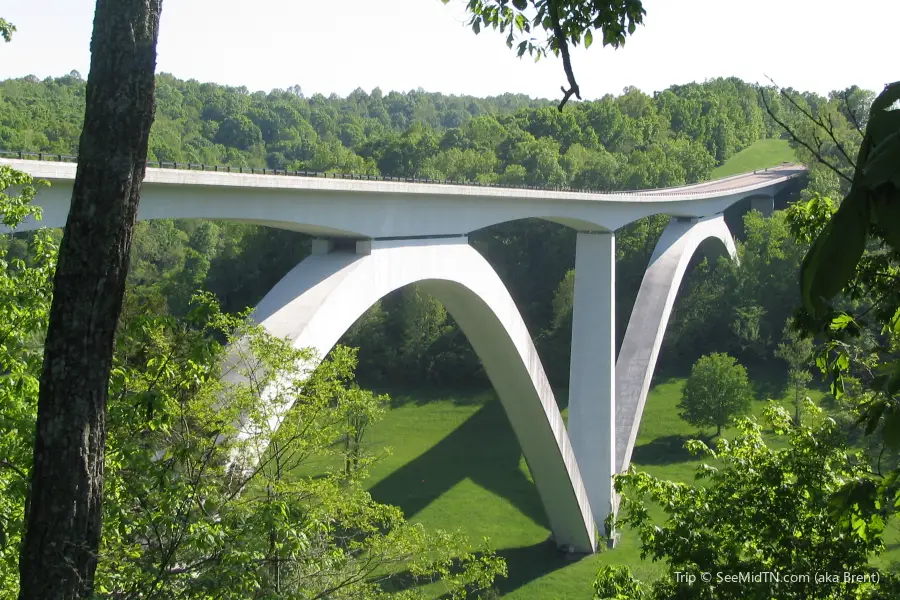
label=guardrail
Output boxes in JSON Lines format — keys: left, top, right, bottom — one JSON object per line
{"left": 0, "top": 150, "right": 806, "bottom": 198}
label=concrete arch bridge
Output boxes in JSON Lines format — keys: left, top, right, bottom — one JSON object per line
{"left": 0, "top": 156, "right": 805, "bottom": 553}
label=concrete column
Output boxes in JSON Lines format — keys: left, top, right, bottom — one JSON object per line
{"left": 568, "top": 231, "right": 616, "bottom": 538}
{"left": 750, "top": 195, "right": 774, "bottom": 216}
{"left": 310, "top": 238, "right": 335, "bottom": 255}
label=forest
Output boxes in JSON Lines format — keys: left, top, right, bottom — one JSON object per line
{"left": 2, "top": 66, "right": 898, "bottom": 599}
{"left": 0, "top": 72, "right": 856, "bottom": 385}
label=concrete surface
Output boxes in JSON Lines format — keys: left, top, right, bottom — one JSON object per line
{"left": 567, "top": 232, "right": 616, "bottom": 537}
{"left": 1, "top": 158, "right": 802, "bottom": 237}
{"left": 615, "top": 215, "right": 737, "bottom": 474}
{"left": 224, "top": 237, "right": 598, "bottom": 551}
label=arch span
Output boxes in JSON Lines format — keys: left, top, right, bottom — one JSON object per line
{"left": 236, "top": 236, "right": 597, "bottom": 552}
{"left": 615, "top": 215, "right": 737, "bottom": 474}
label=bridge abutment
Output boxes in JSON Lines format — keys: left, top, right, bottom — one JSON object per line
{"left": 567, "top": 231, "right": 616, "bottom": 540}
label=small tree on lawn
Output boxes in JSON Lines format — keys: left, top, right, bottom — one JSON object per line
{"left": 678, "top": 352, "right": 752, "bottom": 437}
{"left": 775, "top": 318, "right": 814, "bottom": 425}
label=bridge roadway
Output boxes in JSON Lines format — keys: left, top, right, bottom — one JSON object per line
{"left": 0, "top": 155, "right": 806, "bottom": 553}
{"left": 0, "top": 157, "right": 804, "bottom": 237}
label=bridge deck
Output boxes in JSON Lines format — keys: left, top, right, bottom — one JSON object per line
{"left": 0, "top": 157, "right": 806, "bottom": 238}
{"left": 1, "top": 156, "right": 804, "bottom": 203}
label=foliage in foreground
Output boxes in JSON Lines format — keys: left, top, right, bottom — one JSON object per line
{"left": 0, "top": 166, "right": 55, "bottom": 588}
{"left": 595, "top": 404, "right": 897, "bottom": 600}
{"left": 0, "top": 17, "right": 14, "bottom": 43}
{"left": 0, "top": 167, "right": 504, "bottom": 598}
{"left": 97, "top": 313, "right": 504, "bottom": 599}
{"left": 779, "top": 82, "right": 900, "bottom": 542}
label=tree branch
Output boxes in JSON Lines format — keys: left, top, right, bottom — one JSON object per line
{"left": 824, "top": 112, "right": 858, "bottom": 171}
{"left": 765, "top": 77, "right": 857, "bottom": 174}
{"left": 0, "top": 459, "right": 29, "bottom": 481}
{"left": 759, "top": 87, "right": 853, "bottom": 185}
{"left": 842, "top": 90, "right": 866, "bottom": 138}
{"left": 549, "top": 0, "right": 580, "bottom": 111}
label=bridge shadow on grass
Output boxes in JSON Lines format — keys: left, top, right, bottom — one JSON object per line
{"left": 384, "top": 386, "right": 491, "bottom": 409}
{"left": 631, "top": 433, "right": 709, "bottom": 466}
{"left": 367, "top": 398, "right": 550, "bottom": 533}
{"left": 492, "top": 540, "right": 585, "bottom": 597}
{"left": 378, "top": 540, "right": 578, "bottom": 598}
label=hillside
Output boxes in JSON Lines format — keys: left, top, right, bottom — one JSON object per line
{"left": 711, "top": 138, "right": 797, "bottom": 177}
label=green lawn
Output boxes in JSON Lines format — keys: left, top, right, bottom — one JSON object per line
{"left": 357, "top": 369, "right": 899, "bottom": 598}
{"left": 712, "top": 138, "right": 798, "bottom": 178}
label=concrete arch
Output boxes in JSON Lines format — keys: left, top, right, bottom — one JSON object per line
{"left": 233, "top": 236, "right": 597, "bottom": 552}
{"left": 615, "top": 215, "right": 737, "bottom": 474}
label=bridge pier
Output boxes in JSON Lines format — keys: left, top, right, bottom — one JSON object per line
{"left": 750, "top": 195, "right": 775, "bottom": 216}
{"left": 567, "top": 231, "right": 616, "bottom": 541}
{"left": 565, "top": 218, "right": 738, "bottom": 544}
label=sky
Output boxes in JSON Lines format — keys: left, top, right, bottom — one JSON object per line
{"left": 0, "top": 0, "right": 895, "bottom": 100}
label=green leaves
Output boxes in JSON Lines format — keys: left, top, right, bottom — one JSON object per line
{"left": 798, "top": 83, "right": 900, "bottom": 323}
{"left": 0, "top": 168, "right": 57, "bottom": 592}
{"left": 788, "top": 88, "right": 900, "bottom": 528}
{"left": 0, "top": 18, "right": 15, "bottom": 43}
{"left": 450, "top": 1, "right": 646, "bottom": 108}
{"left": 800, "top": 189, "right": 870, "bottom": 320}
{"left": 863, "top": 131, "right": 900, "bottom": 188}
{"left": 867, "top": 81, "right": 900, "bottom": 147}
{"left": 95, "top": 300, "right": 507, "bottom": 598}
{"left": 0, "top": 166, "right": 48, "bottom": 228}
{"left": 608, "top": 412, "right": 894, "bottom": 598}
{"left": 882, "top": 408, "right": 900, "bottom": 449}
{"left": 593, "top": 565, "right": 647, "bottom": 599}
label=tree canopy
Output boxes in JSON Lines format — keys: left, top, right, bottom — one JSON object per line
{"left": 678, "top": 353, "right": 752, "bottom": 437}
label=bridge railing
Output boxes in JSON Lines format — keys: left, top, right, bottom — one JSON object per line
{"left": 0, "top": 150, "right": 805, "bottom": 198}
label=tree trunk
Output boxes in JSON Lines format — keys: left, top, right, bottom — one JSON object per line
{"left": 18, "top": 1, "right": 163, "bottom": 598}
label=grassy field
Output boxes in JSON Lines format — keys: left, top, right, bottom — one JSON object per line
{"left": 712, "top": 138, "right": 798, "bottom": 178}
{"left": 356, "top": 367, "right": 900, "bottom": 599}
{"left": 348, "top": 140, "right": 877, "bottom": 598}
